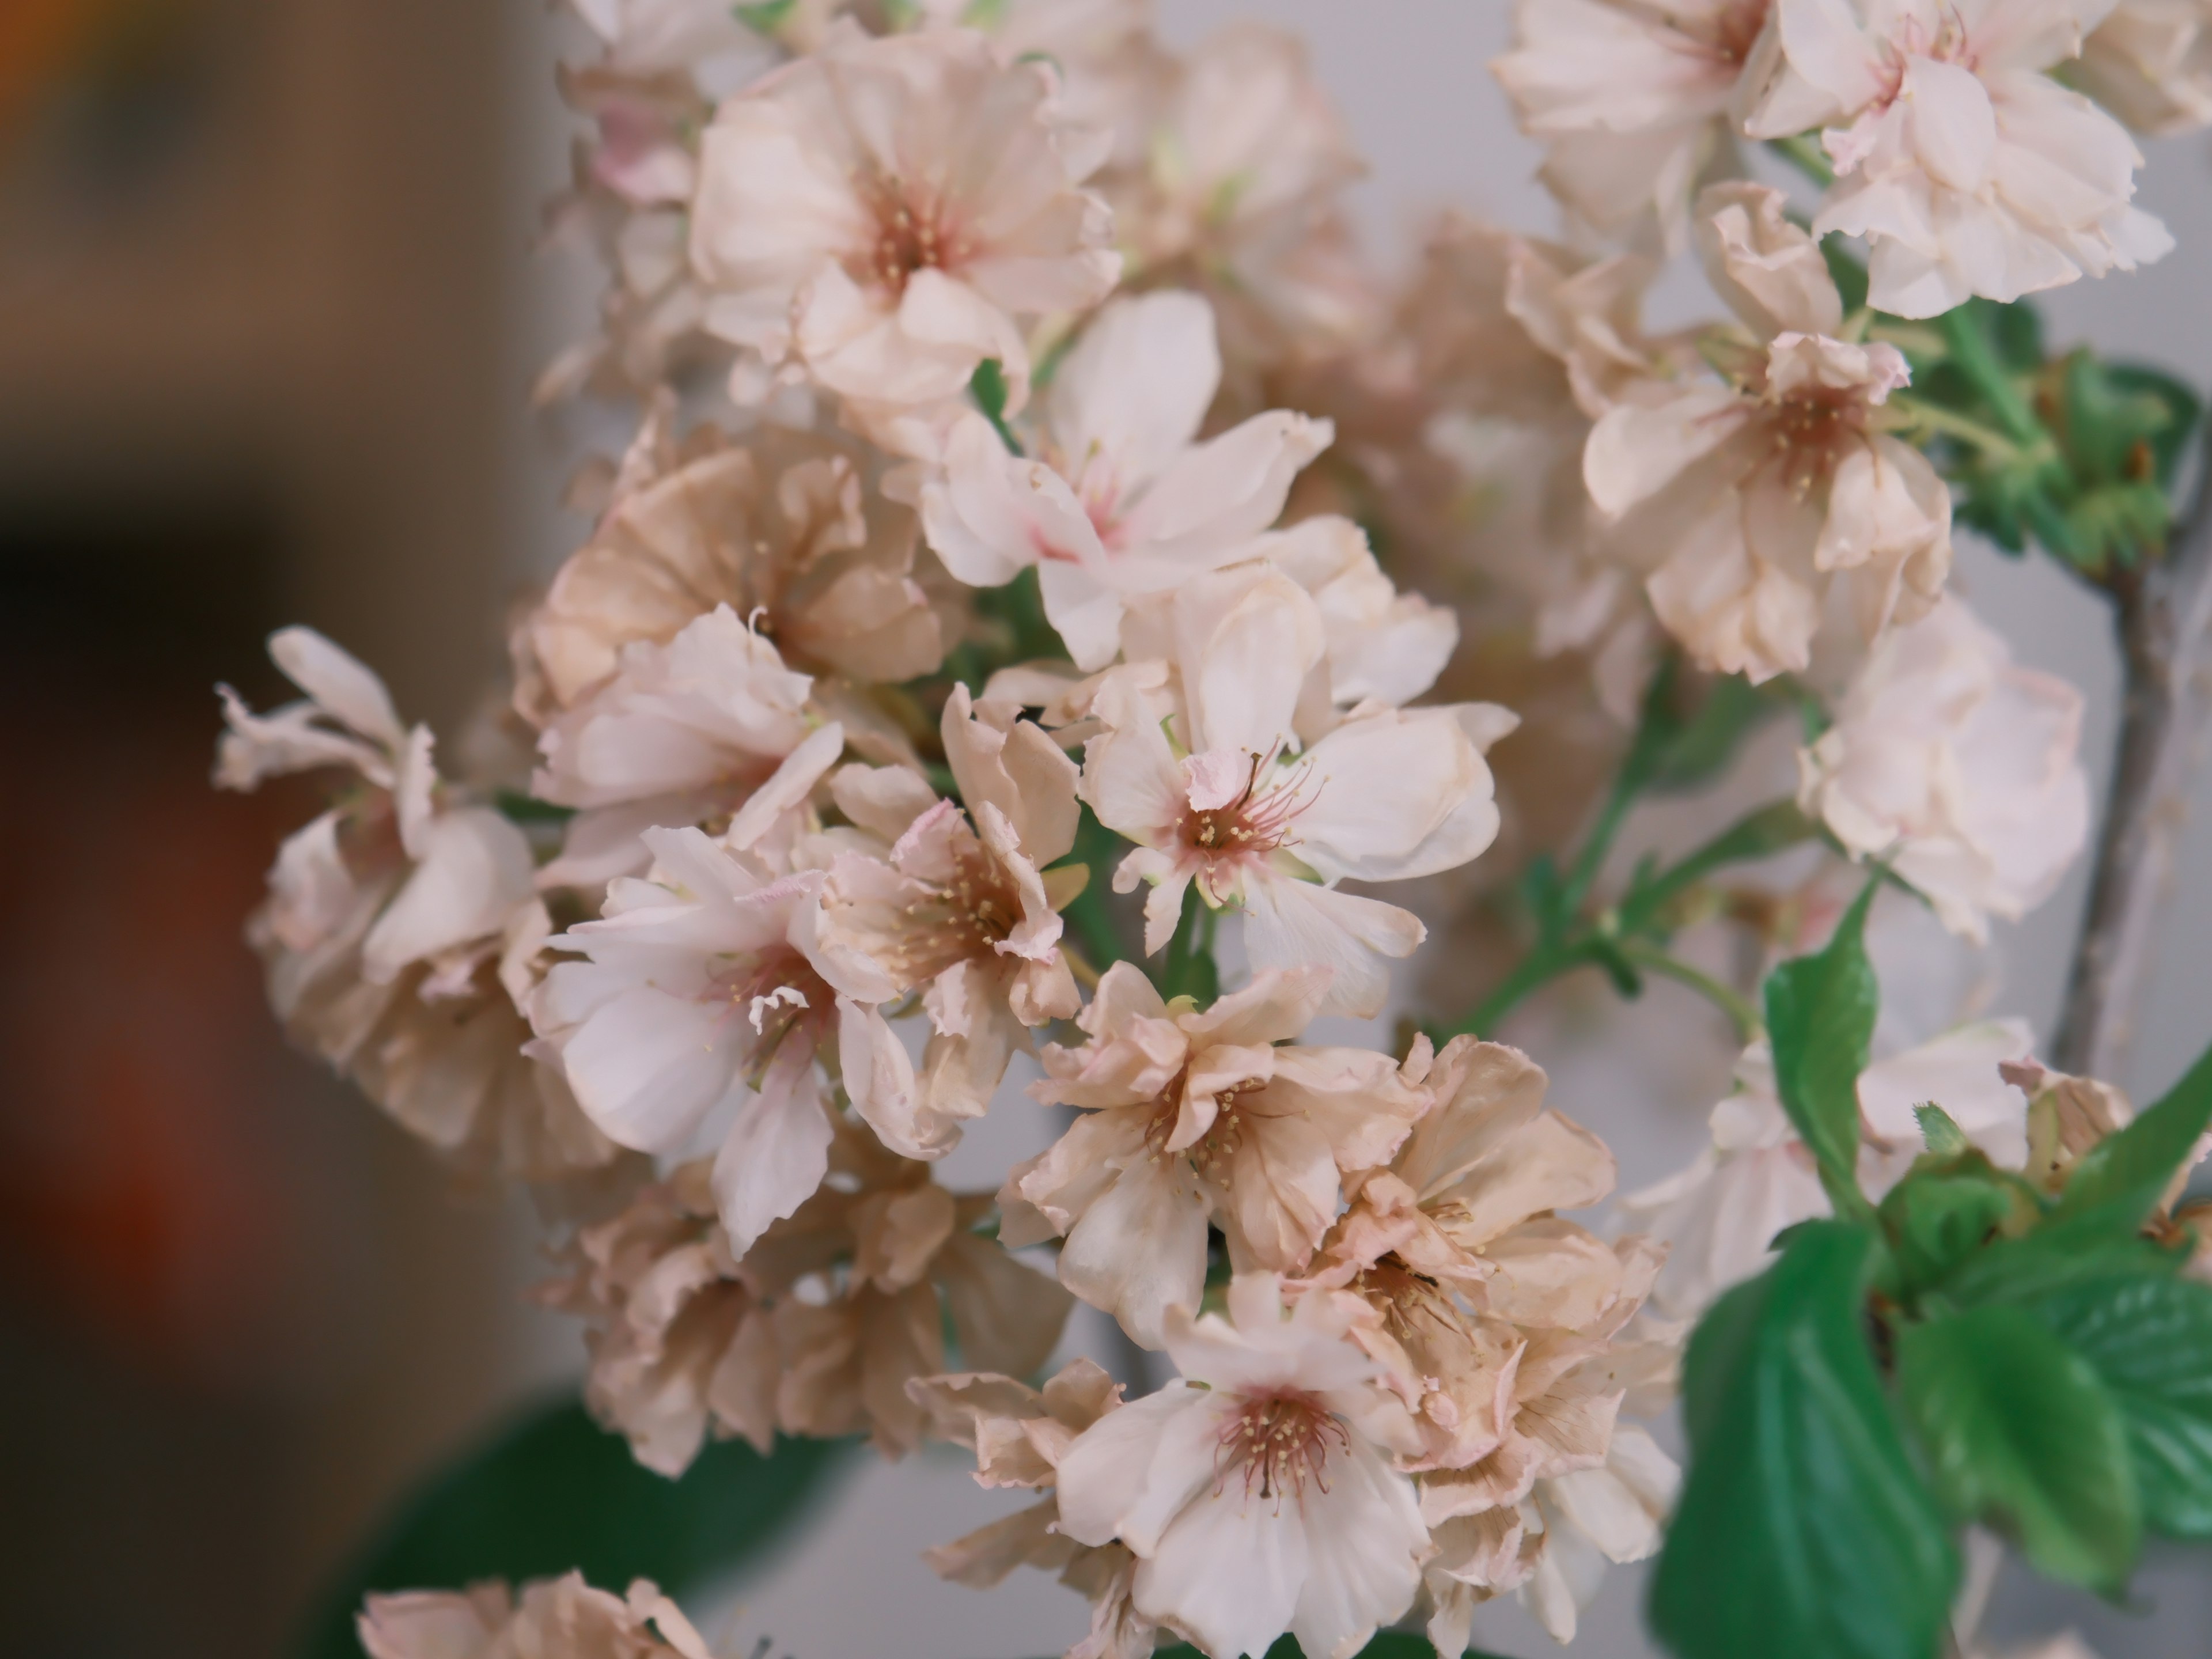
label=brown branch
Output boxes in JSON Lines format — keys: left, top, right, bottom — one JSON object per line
{"left": 2052, "top": 426, "right": 2212, "bottom": 1081}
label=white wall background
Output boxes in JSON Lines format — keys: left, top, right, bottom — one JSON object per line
{"left": 494, "top": 5, "right": 2212, "bottom": 1656}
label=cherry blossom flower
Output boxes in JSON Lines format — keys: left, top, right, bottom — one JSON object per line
{"left": 358, "top": 1573, "right": 709, "bottom": 1659}
{"left": 1798, "top": 593, "right": 2090, "bottom": 941}
{"left": 820, "top": 686, "right": 1085, "bottom": 1158}
{"left": 1745, "top": 0, "right": 2172, "bottom": 316}
{"left": 2076, "top": 0, "right": 2212, "bottom": 134}
{"left": 1585, "top": 184, "right": 1952, "bottom": 682}
{"left": 541, "top": 1119, "right": 1071, "bottom": 1467}
{"left": 217, "top": 628, "right": 628, "bottom": 1191}
{"left": 1421, "top": 1422, "right": 1678, "bottom": 1648}
{"left": 908, "top": 1359, "right": 1157, "bottom": 1659}
{"left": 1080, "top": 565, "right": 1513, "bottom": 1017}
{"left": 689, "top": 24, "right": 1120, "bottom": 411}
{"left": 1247, "top": 515, "right": 1460, "bottom": 716}
{"left": 999, "top": 962, "right": 1428, "bottom": 1346}
{"left": 1105, "top": 23, "right": 1376, "bottom": 371}
{"left": 1302, "top": 1039, "right": 1635, "bottom": 1469}
{"left": 530, "top": 605, "right": 851, "bottom": 889}
{"left": 1055, "top": 1274, "right": 1430, "bottom": 1659}
{"left": 919, "top": 289, "right": 1331, "bottom": 669}
{"left": 1493, "top": 0, "right": 1775, "bottom": 241}
{"left": 514, "top": 421, "right": 943, "bottom": 725}
{"left": 531, "top": 824, "right": 892, "bottom": 1251}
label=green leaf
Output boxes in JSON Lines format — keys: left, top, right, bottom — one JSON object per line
{"left": 2031, "top": 1274, "right": 2212, "bottom": 1539}
{"left": 1155, "top": 881, "right": 1220, "bottom": 1005}
{"left": 1938, "top": 1202, "right": 2179, "bottom": 1309}
{"left": 300, "top": 1395, "right": 851, "bottom": 1659}
{"left": 1763, "top": 877, "right": 1880, "bottom": 1203}
{"left": 1898, "top": 1302, "right": 2140, "bottom": 1590}
{"left": 1823, "top": 238, "right": 1869, "bottom": 317}
{"left": 969, "top": 358, "right": 1020, "bottom": 452}
{"left": 2054, "top": 1035, "right": 2212, "bottom": 1230}
{"left": 1880, "top": 1162, "right": 2013, "bottom": 1293}
{"left": 1056, "top": 804, "right": 1131, "bottom": 970}
{"left": 1652, "top": 1222, "right": 1957, "bottom": 1659}
{"left": 1915, "top": 1104, "right": 1969, "bottom": 1156}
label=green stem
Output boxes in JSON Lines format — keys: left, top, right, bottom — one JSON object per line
{"left": 1938, "top": 305, "right": 2043, "bottom": 448}
{"left": 1616, "top": 800, "right": 1816, "bottom": 937}
{"left": 1770, "top": 132, "right": 1836, "bottom": 187}
{"left": 1618, "top": 941, "right": 1764, "bottom": 1041}
{"left": 1887, "top": 394, "right": 2032, "bottom": 464}
{"left": 1434, "top": 940, "right": 1594, "bottom": 1043}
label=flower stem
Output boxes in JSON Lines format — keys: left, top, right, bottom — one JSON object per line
{"left": 1937, "top": 304, "right": 2043, "bottom": 448}
{"left": 1617, "top": 941, "right": 1764, "bottom": 1041}
{"left": 1769, "top": 132, "right": 1836, "bottom": 187}
{"left": 1886, "top": 393, "right": 2031, "bottom": 464}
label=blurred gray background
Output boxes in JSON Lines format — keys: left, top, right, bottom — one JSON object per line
{"left": 1, "top": 1, "right": 2205, "bottom": 1656}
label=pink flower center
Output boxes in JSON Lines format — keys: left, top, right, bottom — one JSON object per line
{"left": 860, "top": 176, "right": 974, "bottom": 296}
{"left": 1179, "top": 755, "right": 1315, "bottom": 881}
{"left": 1217, "top": 1390, "right": 1349, "bottom": 1504}
{"left": 711, "top": 945, "right": 833, "bottom": 1058}
{"left": 876, "top": 841, "right": 1025, "bottom": 984}
{"left": 1758, "top": 385, "right": 1868, "bottom": 498}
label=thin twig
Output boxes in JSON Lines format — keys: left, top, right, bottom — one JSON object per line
{"left": 2052, "top": 421, "right": 2212, "bottom": 1081}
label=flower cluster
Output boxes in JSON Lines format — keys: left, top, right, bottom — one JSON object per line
{"left": 213, "top": 2, "right": 2180, "bottom": 1656}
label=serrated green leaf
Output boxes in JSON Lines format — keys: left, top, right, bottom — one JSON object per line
{"left": 2031, "top": 1274, "right": 2212, "bottom": 1539}
{"left": 300, "top": 1396, "right": 851, "bottom": 1659}
{"left": 1915, "top": 1104, "right": 1969, "bottom": 1155}
{"left": 1652, "top": 1222, "right": 1957, "bottom": 1659}
{"left": 1763, "top": 877, "right": 1880, "bottom": 1201}
{"left": 2054, "top": 1036, "right": 2212, "bottom": 1230}
{"left": 1880, "top": 1164, "right": 2012, "bottom": 1292}
{"left": 1898, "top": 1302, "right": 2139, "bottom": 1590}
{"left": 2103, "top": 363, "right": 2201, "bottom": 484}
{"left": 1938, "top": 1202, "right": 2179, "bottom": 1309}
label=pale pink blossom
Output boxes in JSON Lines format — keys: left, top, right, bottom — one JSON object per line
{"left": 1104, "top": 23, "right": 1376, "bottom": 368}
{"left": 1624, "top": 1021, "right": 2035, "bottom": 1318}
{"left": 1798, "top": 593, "right": 2090, "bottom": 941}
{"left": 1585, "top": 184, "right": 1951, "bottom": 682}
{"left": 218, "top": 630, "right": 626, "bottom": 1191}
{"left": 532, "top": 825, "right": 893, "bottom": 1251}
{"left": 531, "top": 605, "right": 851, "bottom": 889}
{"left": 1493, "top": 0, "right": 1776, "bottom": 241}
{"left": 1421, "top": 1421, "right": 1677, "bottom": 1649}
{"left": 514, "top": 421, "right": 942, "bottom": 724}
{"left": 1745, "top": 0, "right": 2172, "bottom": 316}
{"left": 2077, "top": 0, "right": 2212, "bottom": 134}
{"left": 1081, "top": 566, "right": 1512, "bottom": 1017}
{"left": 820, "top": 687, "right": 1085, "bottom": 1158}
{"left": 908, "top": 1359, "right": 1157, "bottom": 1659}
{"left": 690, "top": 24, "right": 1120, "bottom": 411}
{"left": 358, "top": 1573, "right": 709, "bottom": 1659}
{"left": 1248, "top": 515, "right": 1461, "bottom": 715}
{"left": 1618, "top": 1043, "right": 1833, "bottom": 1321}
{"left": 1000, "top": 962, "right": 1427, "bottom": 1346}
{"left": 1301, "top": 1039, "right": 1635, "bottom": 1472}
{"left": 919, "top": 290, "right": 1331, "bottom": 669}
{"left": 541, "top": 1113, "right": 1074, "bottom": 1468}
{"left": 1055, "top": 1274, "right": 1430, "bottom": 1659}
